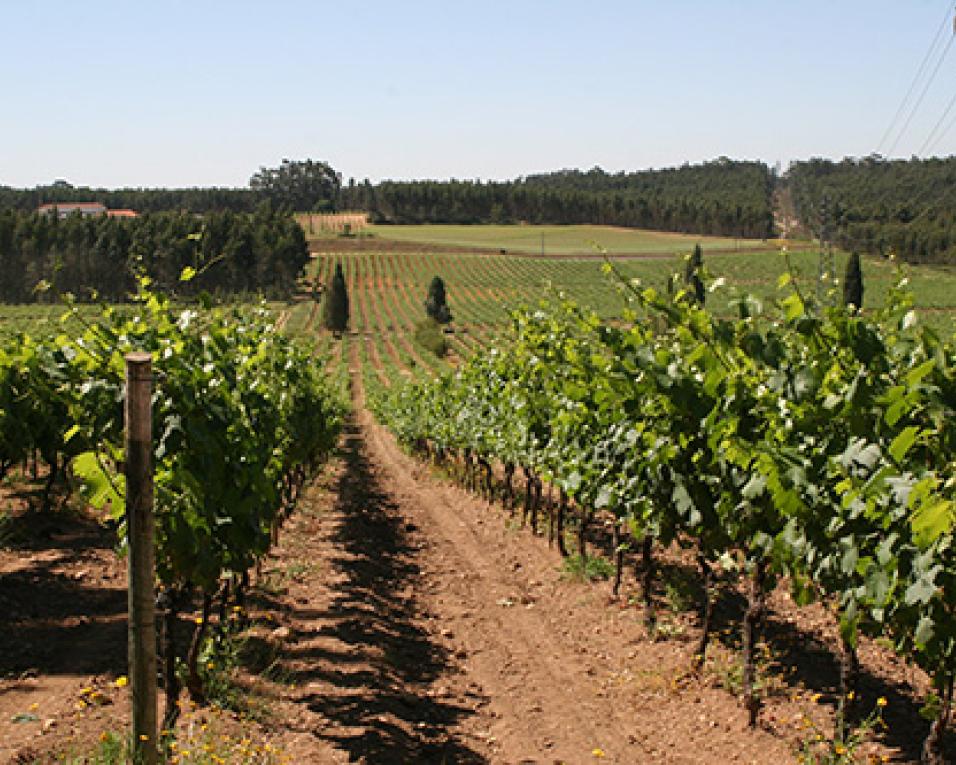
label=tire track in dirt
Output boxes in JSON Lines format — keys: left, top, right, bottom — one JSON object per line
{"left": 0, "top": 519, "right": 130, "bottom": 763}
{"left": 266, "top": 402, "right": 485, "bottom": 764}
{"left": 353, "top": 383, "right": 643, "bottom": 762}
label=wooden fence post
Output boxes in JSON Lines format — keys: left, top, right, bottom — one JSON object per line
{"left": 125, "top": 352, "right": 157, "bottom": 764}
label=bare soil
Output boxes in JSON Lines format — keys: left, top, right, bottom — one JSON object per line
{"left": 309, "top": 235, "right": 782, "bottom": 261}
{"left": 0, "top": 495, "right": 130, "bottom": 763}
{"left": 0, "top": 367, "right": 947, "bottom": 763}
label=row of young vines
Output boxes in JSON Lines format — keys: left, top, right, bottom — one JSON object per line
{"left": 371, "top": 259, "right": 956, "bottom": 763}
{"left": 0, "top": 275, "right": 344, "bottom": 731}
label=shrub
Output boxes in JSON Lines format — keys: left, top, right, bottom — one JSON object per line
{"left": 414, "top": 318, "right": 448, "bottom": 358}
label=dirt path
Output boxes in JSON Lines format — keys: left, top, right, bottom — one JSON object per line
{"left": 310, "top": 237, "right": 783, "bottom": 260}
{"left": 256, "top": 352, "right": 807, "bottom": 764}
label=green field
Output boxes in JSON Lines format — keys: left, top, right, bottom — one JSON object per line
{"left": 367, "top": 223, "right": 772, "bottom": 256}
{"left": 295, "top": 240, "right": 956, "bottom": 394}
{"left": 0, "top": 304, "right": 104, "bottom": 341}
{"left": 0, "top": 300, "right": 289, "bottom": 343}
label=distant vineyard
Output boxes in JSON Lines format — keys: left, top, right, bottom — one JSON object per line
{"left": 294, "top": 244, "right": 956, "bottom": 400}
{"left": 298, "top": 212, "right": 369, "bottom": 234}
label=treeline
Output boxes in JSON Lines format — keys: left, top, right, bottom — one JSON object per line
{"left": 0, "top": 184, "right": 259, "bottom": 214}
{"left": 0, "top": 206, "right": 308, "bottom": 303}
{"left": 0, "top": 159, "right": 342, "bottom": 215}
{"left": 340, "top": 158, "right": 775, "bottom": 238}
{"left": 788, "top": 155, "right": 956, "bottom": 265}
{"left": 2, "top": 158, "right": 776, "bottom": 240}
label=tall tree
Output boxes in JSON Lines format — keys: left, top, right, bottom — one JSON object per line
{"left": 424, "top": 276, "right": 453, "bottom": 324}
{"left": 843, "top": 251, "right": 864, "bottom": 311}
{"left": 322, "top": 262, "right": 350, "bottom": 335}
{"left": 249, "top": 159, "right": 341, "bottom": 212}
{"left": 684, "top": 244, "right": 705, "bottom": 306}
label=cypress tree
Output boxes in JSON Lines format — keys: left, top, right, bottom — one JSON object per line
{"left": 322, "top": 262, "right": 349, "bottom": 334}
{"left": 684, "top": 244, "right": 705, "bottom": 306}
{"left": 424, "top": 276, "right": 453, "bottom": 324}
{"left": 843, "top": 251, "right": 864, "bottom": 312}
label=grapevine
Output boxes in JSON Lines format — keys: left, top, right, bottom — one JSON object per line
{"left": 0, "top": 275, "right": 344, "bottom": 722}
{"left": 372, "top": 258, "right": 956, "bottom": 763}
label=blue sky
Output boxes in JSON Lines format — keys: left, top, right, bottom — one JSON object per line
{"left": 3, "top": 0, "right": 955, "bottom": 187}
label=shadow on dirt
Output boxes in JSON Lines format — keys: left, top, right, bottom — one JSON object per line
{"left": 696, "top": 575, "right": 951, "bottom": 761}
{"left": 468, "top": 468, "right": 951, "bottom": 762}
{"left": 291, "top": 418, "right": 486, "bottom": 764}
{"left": 0, "top": 507, "right": 127, "bottom": 680}
{"left": 757, "top": 611, "right": 951, "bottom": 762}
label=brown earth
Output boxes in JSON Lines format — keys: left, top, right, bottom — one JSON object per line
{"left": 0, "top": 363, "right": 947, "bottom": 763}
{"left": 309, "top": 237, "right": 780, "bottom": 260}
{"left": 0, "top": 501, "right": 131, "bottom": 763}
{"left": 309, "top": 236, "right": 783, "bottom": 261}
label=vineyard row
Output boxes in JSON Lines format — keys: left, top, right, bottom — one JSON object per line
{"left": 371, "top": 262, "right": 956, "bottom": 763}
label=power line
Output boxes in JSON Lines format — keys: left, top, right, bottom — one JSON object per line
{"left": 886, "top": 27, "right": 956, "bottom": 157}
{"left": 924, "top": 97, "right": 956, "bottom": 155}
{"left": 800, "top": 5, "right": 956, "bottom": 265}
{"left": 877, "top": 1, "right": 956, "bottom": 154}
{"left": 918, "top": 84, "right": 956, "bottom": 155}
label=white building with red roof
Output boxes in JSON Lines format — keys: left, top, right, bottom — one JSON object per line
{"left": 37, "top": 202, "right": 108, "bottom": 219}
{"left": 36, "top": 202, "right": 139, "bottom": 220}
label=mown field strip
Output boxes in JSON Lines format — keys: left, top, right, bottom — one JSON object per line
{"left": 368, "top": 223, "right": 771, "bottom": 256}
